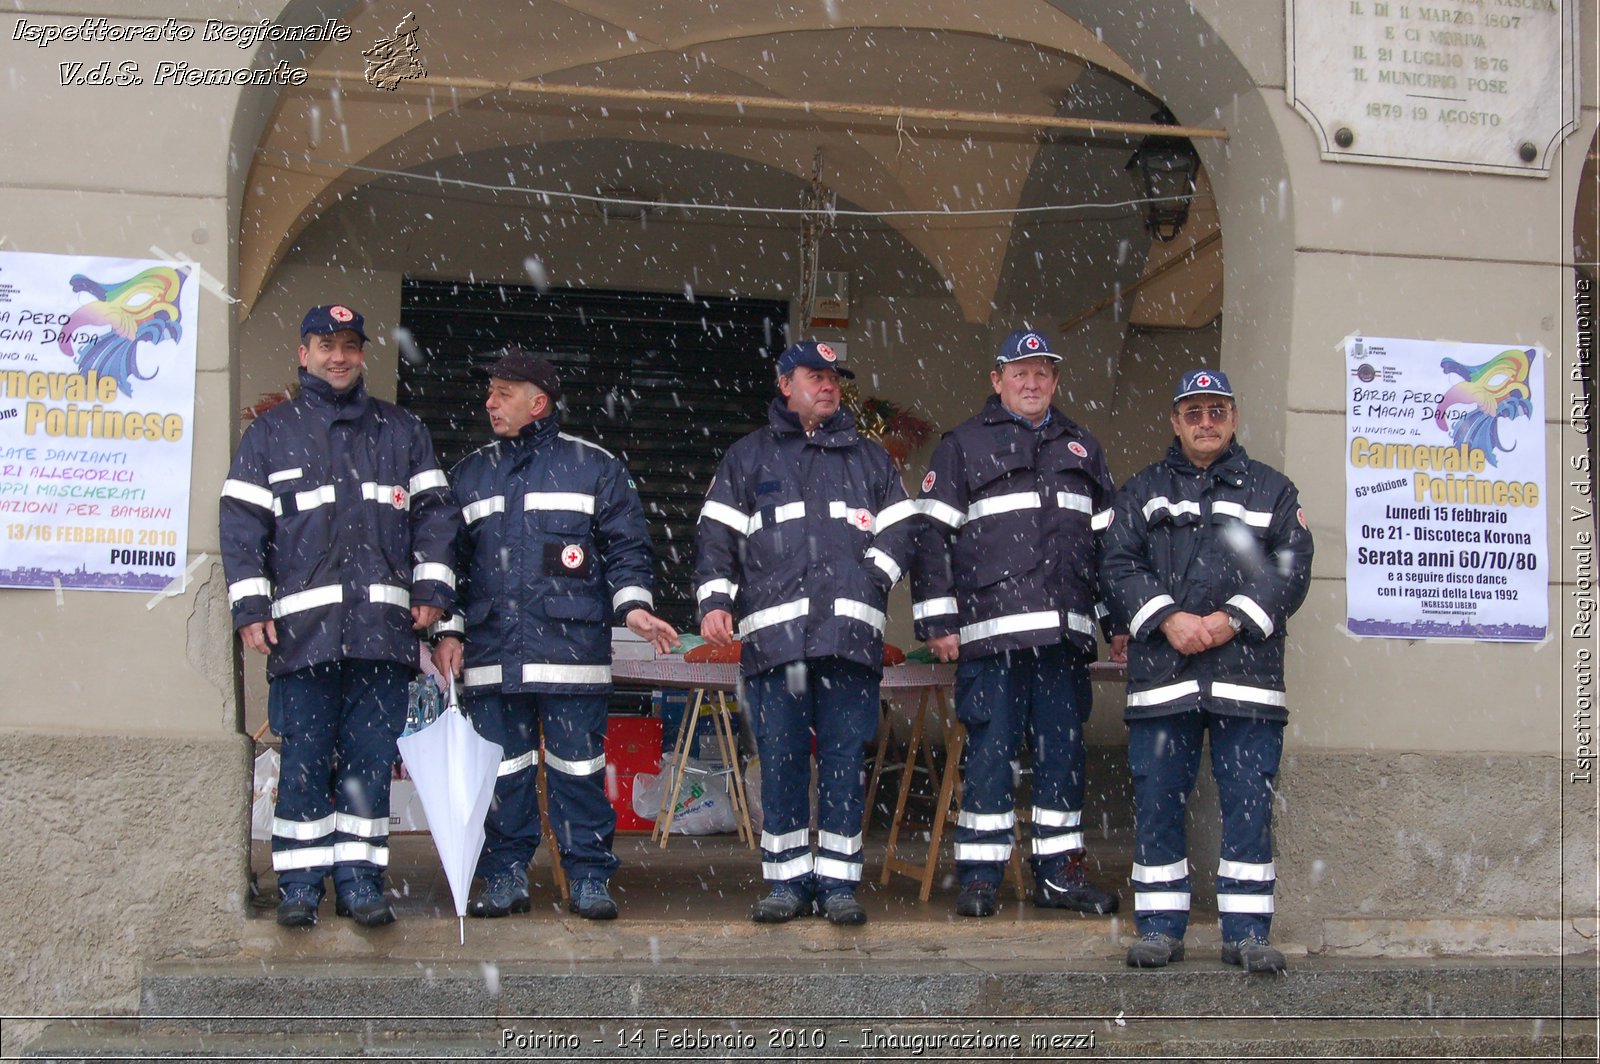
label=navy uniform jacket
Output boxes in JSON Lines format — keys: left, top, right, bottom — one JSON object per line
{"left": 439, "top": 413, "right": 655, "bottom": 694}
{"left": 692, "top": 398, "right": 920, "bottom": 678}
{"left": 1101, "top": 440, "right": 1313, "bottom": 721}
{"left": 911, "top": 396, "right": 1118, "bottom": 660}
{"left": 219, "top": 371, "right": 459, "bottom": 678}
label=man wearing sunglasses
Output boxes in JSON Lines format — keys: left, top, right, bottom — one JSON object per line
{"left": 1102, "top": 369, "right": 1313, "bottom": 974}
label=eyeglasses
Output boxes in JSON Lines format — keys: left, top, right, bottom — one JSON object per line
{"left": 1178, "top": 404, "right": 1232, "bottom": 425}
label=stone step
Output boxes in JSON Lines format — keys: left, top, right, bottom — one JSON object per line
{"left": 126, "top": 956, "right": 1593, "bottom": 1034}
{"left": 20, "top": 1016, "right": 1597, "bottom": 1062}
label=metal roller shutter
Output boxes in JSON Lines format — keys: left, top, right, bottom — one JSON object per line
{"left": 398, "top": 277, "right": 786, "bottom": 629}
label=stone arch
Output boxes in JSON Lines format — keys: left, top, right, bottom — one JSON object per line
{"left": 232, "top": 0, "right": 1294, "bottom": 445}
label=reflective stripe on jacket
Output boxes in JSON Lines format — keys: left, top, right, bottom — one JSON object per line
{"left": 219, "top": 371, "right": 459, "bottom": 677}
{"left": 692, "top": 398, "right": 920, "bottom": 677}
{"left": 443, "top": 414, "right": 656, "bottom": 694}
{"left": 1101, "top": 440, "right": 1313, "bottom": 721}
{"left": 911, "top": 396, "right": 1118, "bottom": 660}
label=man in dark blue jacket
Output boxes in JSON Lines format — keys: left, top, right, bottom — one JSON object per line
{"left": 1102, "top": 369, "right": 1313, "bottom": 974}
{"left": 433, "top": 348, "right": 677, "bottom": 921}
{"left": 693, "top": 340, "right": 920, "bottom": 926}
{"left": 221, "top": 304, "right": 459, "bottom": 929}
{"left": 912, "top": 329, "right": 1123, "bottom": 919}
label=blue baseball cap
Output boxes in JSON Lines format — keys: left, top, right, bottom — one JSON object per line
{"left": 1173, "top": 368, "right": 1234, "bottom": 403}
{"left": 995, "top": 329, "right": 1061, "bottom": 365}
{"left": 300, "top": 304, "right": 369, "bottom": 342}
{"left": 777, "top": 340, "right": 855, "bottom": 379}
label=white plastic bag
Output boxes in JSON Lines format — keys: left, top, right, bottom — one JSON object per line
{"left": 630, "top": 758, "right": 738, "bottom": 834}
{"left": 631, "top": 770, "right": 667, "bottom": 819}
{"left": 250, "top": 747, "right": 280, "bottom": 841}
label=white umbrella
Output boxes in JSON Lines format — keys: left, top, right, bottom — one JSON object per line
{"left": 397, "top": 678, "right": 502, "bottom": 944}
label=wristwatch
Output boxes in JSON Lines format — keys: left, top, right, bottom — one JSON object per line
{"left": 1226, "top": 613, "right": 1243, "bottom": 633}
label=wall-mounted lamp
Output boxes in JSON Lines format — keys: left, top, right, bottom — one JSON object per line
{"left": 1125, "top": 108, "right": 1202, "bottom": 242}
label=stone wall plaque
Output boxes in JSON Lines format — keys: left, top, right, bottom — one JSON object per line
{"left": 1287, "top": 0, "right": 1580, "bottom": 176}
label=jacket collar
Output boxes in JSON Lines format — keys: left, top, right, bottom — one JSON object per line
{"left": 297, "top": 369, "right": 369, "bottom": 417}
{"left": 1164, "top": 438, "right": 1249, "bottom": 485}
{"left": 503, "top": 412, "right": 562, "bottom": 453}
{"left": 979, "top": 394, "right": 1077, "bottom": 439}
{"left": 767, "top": 396, "right": 859, "bottom": 447}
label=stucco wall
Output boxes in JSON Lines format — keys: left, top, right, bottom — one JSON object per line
{"left": 0, "top": 731, "right": 250, "bottom": 1019}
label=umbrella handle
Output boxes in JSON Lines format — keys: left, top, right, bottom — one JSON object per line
{"left": 447, "top": 673, "right": 460, "bottom": 713}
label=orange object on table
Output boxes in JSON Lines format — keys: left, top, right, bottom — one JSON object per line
{"left": 684, "top": 641, "right": 742, "bottom": 664}
{"left": 684, "top": 641, "right": 904, "bottom": 666}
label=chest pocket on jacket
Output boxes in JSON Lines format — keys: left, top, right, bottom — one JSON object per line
{"left": 1208, "top": 497, "right": 1276, "bottom": 573}
{"left": 745, "top": 496, "right": 807, "bottom": 569}
{"left": 964, "top": 446, "right": 1033, "bottom": 493}
{"left": 526, "top": 491, "right": 595, "bottom": 538}
{"left": 544, "top": 595, "right": 604, "bottom": 623}
{"left": 957, "top": 453, "right": 1041, "bottom": 588}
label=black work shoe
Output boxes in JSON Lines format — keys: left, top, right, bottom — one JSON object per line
{"left": 1126, "top": 931, "right": 1185, "bottom": 968}
{"left": 955, "top": 882, "right": 998, "bottom": 918}
{"left": 335, "top": 883, "right": 396, "bottom": 927}
{"left": 820, "top": 892, "right": 868, "bottom": 926}
{"left": 276, "top": 887, "right": 320, "bottom": 929}
{"left": 468, "top": 868, "right": 531, "bottom": 918}
{"left": 568, "top": 878, "right": 619, "bottom": 920}
{"left": 752, "top": 884, "right": 813, "bottom": 923}
{"left": 1222, "top": 935, "right": 1287, "bottom": 973}
{"left": 1034, "top": 855, "right": 1120, "bottom": 914}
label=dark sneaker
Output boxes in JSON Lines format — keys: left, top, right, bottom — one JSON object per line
{"left": 1126, "top": 931, "right": 1185, "bottom": 968}
{"left": 1034, "top": 854, "right": 1120, "bottom": 914}
{"left": 752, "top": 884, "right": 813, "bottom": 923}
{"left": 276, "top": 886, "right": 320, "bottom": 928}
{"left": 820, "top": 892, "right": 867, "bottom": 926}
{"left": 568, "top": 878, "right": 618, "bottom": 920}
{"left": 468, "top": 868, "right": 531, "bottom": 918}
{"left": 335, "top": 882, "right": 396, "bottom": 927}
{"left": 955, "top": 882, "right": 998, "bottom": 918}
{"left": 1222, "top": 935, "right": 1287, "bottom": 973}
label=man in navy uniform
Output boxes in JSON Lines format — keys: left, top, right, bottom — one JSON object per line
{"left": 694, "top": 340, "right": 920, "bottom": 926}
{"left": 433, "top": 348, "right": 677, "bottom": 920}
{"left": 221, "top": 304, "right": 459, "bottom": 928}
{"left": 1102, "top": 369, "right": 1313, "bottom": 973}
{"left": 912, "top": 328, "right": 1123, "bottom": 919}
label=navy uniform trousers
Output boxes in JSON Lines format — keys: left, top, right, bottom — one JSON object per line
{"left": 1127, "top": 709, "right": 1283, "bottom": 943}
{"left": 747, "top": 657, "right": 878, "bottom": 898}
{"left": 952, "top": 642, "right": 1094, "bottom": 888}
{"left": 269, "top": 660, "right": 410, "bottom": 897}
{"left": 465, "top": 690, "right": 620, "bottom": 884}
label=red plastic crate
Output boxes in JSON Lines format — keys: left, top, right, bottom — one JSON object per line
{"left": 605, "top": 716, "right": 662, "bottom": 832}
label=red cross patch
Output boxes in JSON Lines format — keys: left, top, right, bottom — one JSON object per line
{"left": 330, "top": 305, "right": 354, "bottom": 323}
{"left": 1195, "top": 373, "right": 1213, "bottom": 387}
{"left": 850, "top": 508, "right": 873, "bottom": 531}
{"left": 1024, "top": 334, "right": 1042, "bottom": 350}
{"left": 1068, "top": 441, "right": 1088, "bottom": 458}
{"left": 817, "top": 342, "right": 837, "bottom": 362}
{"left": 561, "top": 544, "right": 586, "bottom": 569}
{"left": 390, "top": 487, "right": 408, "bottom": 509}
{"left": 922, "top": 470, "right": 936, "bottom": 493}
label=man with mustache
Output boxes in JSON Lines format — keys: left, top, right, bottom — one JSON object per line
{"left": 1102, "top": 369, "right": 1314, "bottom": 973}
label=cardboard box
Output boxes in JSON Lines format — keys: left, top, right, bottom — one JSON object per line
{"left": 611, "top": 626, "right": 656, "bottom": 660}
{"left": 607, "top": 715, "right": 662, "bottom": 832}
{"left": 388, "top": 777, "right": 430, "bottom": 834}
